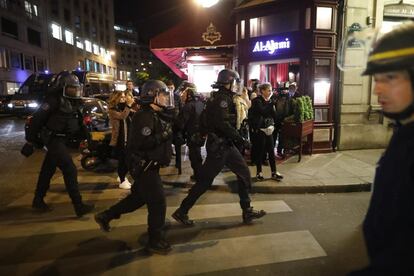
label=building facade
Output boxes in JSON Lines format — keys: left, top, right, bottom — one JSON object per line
{"left": 0, "top": 0, "right": 48, "bottom": 95}
{"left": 114, "top": 23, "right": 140, "bottom": 81}
{"left": 46, "top": 0, "right": 116, "bottom": 79}
{"left": 235, "top": 0, "right": 340, "bottom": 152}
{"left": 338, "top": 0, "right": 414, "bottom": 149}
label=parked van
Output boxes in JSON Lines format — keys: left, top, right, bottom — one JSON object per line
{"left": 72, "top": 70, "right": 115, "bottom": 101}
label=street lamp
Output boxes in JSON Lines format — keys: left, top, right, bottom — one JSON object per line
{"left": 195, "top": 0, "right": 219, "bottom": 8}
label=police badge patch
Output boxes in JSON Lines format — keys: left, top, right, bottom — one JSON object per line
{"left": 220, "top": 100, "right": 228, "bottom": 108}
{"left": 141, "top": 126, "right": 152, "bottom": 136}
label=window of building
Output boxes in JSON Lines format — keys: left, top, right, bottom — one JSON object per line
{"left": 64, "top": 8, "right": 71, "bottom": 23}
{"left": 51, "top": 23, "right": 62, "bottom": 40}
{"left": 0, "top": 48, "right": 8, "bottom": 68}
{"left": 100, "top": 47, "right": 105, "bottom": 56}
{"left": 94, "top": 61, "right": 99, "bottom": 72}
{"left": 93, "top": 44, "right": 99, "bottom": 55}
{"left": 316, "top": 7, "right": 333, "bottom": 30}
{"left": 10, "top": 52, "right": 22, "bottom": 69}
{"left": 50, "top": 0, "right": 58, "bottom": 16}
{"left": 27, "top": 28, "right": 41, "bottom": 47}
{"left": 24, "top": 1, "right": 38, "bottom": 19}
{"left": 24, "top": 55, "right": 33, "bottom": 71}
{"left": 36, "top": 58, "right": 46, "bottom": 71}
{"left": 240, "top": 20, "right": 245, "bottom": 39}
{"left": 76, "top": 36, "right": 83, "bottom": 49}
{"left": 249, "top": 11, "right": 299, "bottom": 38}
{"left": 65, "top": 29, "right": 74, "bottom": 45}
{"left": 6, "top": 82, "right": 20, "bottom": 95}
{"left": 1, "top": 17, "right": 18, "bottom": 38}
{"left": 85, "top": 40, "right": 92, "bottom": 52}
{"left": 0, "top": 0, "right": 7, "bottom": 8}
{"left": 75, "top": 15, "right": 81, "bottom": 29}
{"left": 91, "top": 26, "right": 96, "bottom": 37}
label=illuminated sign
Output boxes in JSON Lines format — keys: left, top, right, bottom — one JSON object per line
{"left": 252, "top": 38, "right": 291, "bottom": 55}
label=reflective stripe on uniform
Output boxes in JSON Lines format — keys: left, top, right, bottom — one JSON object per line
{"left": 368, "top": 47, "right": 414, "bottom": 62}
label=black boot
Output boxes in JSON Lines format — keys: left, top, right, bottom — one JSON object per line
{"left": 146, "top": 238, "right": 172, "bottom": 255}
{"left": 32, "top": 196, "right": 52, "bottom": 212}
{"left": 172, "top": 209, "right": 194, "bottom": 226}
{"left": 74, "top": 203, "right": 95, "bottom": 218}
{"left": 95, "top": 211, "right": 112, "bottom": 232}
{"left": 242, "top": 207, "right": 266, "bottom": 224}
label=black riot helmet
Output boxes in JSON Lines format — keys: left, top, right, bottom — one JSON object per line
{"left": 51, "top": 71, "right": 83, "bottom": 99}
{"left": 213, "top": 69, "right": 243, "bottom": 94}
{"left": 363, "top": 23, "right": 414, "bottom": 76}
{"left": 139, "top": 79, "right": 174, "bottom": 108}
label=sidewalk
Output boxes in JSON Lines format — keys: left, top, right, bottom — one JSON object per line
{"left": 160, "top": 149, "right": 383, "bottom": 194}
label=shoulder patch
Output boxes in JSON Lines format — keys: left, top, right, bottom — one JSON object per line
{"left": 141, "top": 126, "right": 152, "bottom": 136}
{"left": 40, "top": 103, "right": 50, "bottom": 111}
{"left": 220, "top": 100, "right": 228, "bottom": 108}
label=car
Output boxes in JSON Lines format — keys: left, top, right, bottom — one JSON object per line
{"left": 9, "top": 73, "right": 56, "bottom": 116}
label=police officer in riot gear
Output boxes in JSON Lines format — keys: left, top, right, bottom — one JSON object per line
{"left": 176, "top": 83, "right": 205, "bottom": 179}
{"left": 172, "top": 69, "right": 266, "bottom": 225}
{"left": 344, "top": 23, "right": 414, "bottom": 275}
{"left": 94, "top": 79, "right": 174, "bottom": 255}
{"left": 22, "top": 71, "right": 95, "bottom": 217}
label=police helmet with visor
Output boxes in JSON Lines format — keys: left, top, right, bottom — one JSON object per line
{"left": 52, "top": 71, "right": 83, "bottom": 99}
{"left": 213, "top": 69, "right": 244, "bottom": 95}
{"left": 140, "top": 79, "right": 174, "bottom": 108}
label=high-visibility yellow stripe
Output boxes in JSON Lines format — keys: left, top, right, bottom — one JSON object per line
{"left": 368, "top": 47, "right": 414, "bottom": 62}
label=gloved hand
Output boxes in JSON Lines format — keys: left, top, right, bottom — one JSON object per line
{"left": 21, "top": 143, "right": 34, "bottom": 157}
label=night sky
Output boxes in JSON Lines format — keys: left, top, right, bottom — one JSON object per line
{"left": 114, "top": 0, "right": 188, "bottom": 42}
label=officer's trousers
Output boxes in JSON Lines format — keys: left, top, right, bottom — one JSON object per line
{"left": 106, "top": 167, "right": 166, "bottom": 242}
{"left": 180, "top": 144, "right": 251, "bottom": 214}
{"left": 35, "top": 138, "right": 82, "bottom": 204}
{"left": 188, "top": 144, "right": 202, "bottom": 178}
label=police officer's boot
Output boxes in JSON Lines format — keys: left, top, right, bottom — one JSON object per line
{"left": 146, "top": 238, "right": 172, "bottom": 255}
{"left": 172, "top": 208, "right": 194, "bottom": 226}
{"left": 32, "top": 196, "right": 53, "bottom": 212}
{"left": 242, "top": 207, "right": 266, "bottom": 224}
{"left": 94, "top": 211, "right": 112, "bottom": 232}
{"left": 74, "top": 202, "right": 95, "bottom": 218}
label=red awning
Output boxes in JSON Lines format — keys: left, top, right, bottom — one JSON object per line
{"left": 150, "top": 6, "right": 235, "bottom": 78}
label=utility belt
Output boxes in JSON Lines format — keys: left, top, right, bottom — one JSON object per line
{"left": 128, "top": 153, "right": 160, "bottom": 180}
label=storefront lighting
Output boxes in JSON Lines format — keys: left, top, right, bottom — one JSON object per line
{"left": 148, "top": 61, "right": 152, "bottom": 65}
{"left": 188, "top": 55, "right": 206, "bottom": 61}
{"left": 44, "top": 70, "right": 49, "bottom": 74}
{"left": 195, "top": 0, "right": 219, "bottom": 8}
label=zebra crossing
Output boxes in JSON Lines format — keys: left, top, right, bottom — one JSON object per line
{"left": 0, "top": 185, "right": 327, "bottom": 275}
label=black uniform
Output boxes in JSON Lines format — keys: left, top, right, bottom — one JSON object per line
{"left": 172, "top": 93, "right": 184, "bottom": 174}
{"left": 350, "top": 122, "right": 414, "bottom": 275}
{"left": 177, "top": 87, "right": 253, "bottom": 214}
{"left": 98, "top": 105, "right": 173, "bottom": 244}
{"left": 26, "top": 93, "right": 89, "bottom": 214}
{"left": 176, "top": 96, "right": 205, "bottom": 178}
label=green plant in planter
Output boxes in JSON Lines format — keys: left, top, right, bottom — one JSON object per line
{"left": 290, "top": 96, "right": 314, "bottom": 122}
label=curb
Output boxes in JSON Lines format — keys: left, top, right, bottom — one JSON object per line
{"left": 162, "top": 180, "right": 372, "bottom": 194}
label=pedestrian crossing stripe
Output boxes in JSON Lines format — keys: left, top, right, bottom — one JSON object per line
{"left": 0, "top": 201, "right": 292, "bottom": 238}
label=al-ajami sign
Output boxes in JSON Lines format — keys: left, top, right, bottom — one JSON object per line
{"left": 202, "top": 22, "right": 222, "bottom": 45}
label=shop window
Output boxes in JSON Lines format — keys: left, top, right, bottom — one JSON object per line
{"left": 65, "top": 29, "right": 74, "bottom": 45}
{"left": 85, "top": 59, "right": 92, "bottom": 71}
{"left": 51, "top": 22, "right": 62, "bottom": 40}
{"left": 314, "top": 58, "right": 331, "bottom": 78}
{"left": 314, "top": 107, "right": 329, "bottom": 122}
{"left": 10, "top": 51, "right": 22, "bottom": 69}
{"left": 6, "top": 82, "right": 20, "bottom": 95}
{"left": 1, "top": 17, "right": 18, "bottom": 38}
{"left": 314, "top": 80, "right": 330, "bottom": 105}
{"left": 24, "top": 55, "right": 33, "bottom": 71}
{"left": 316, "top": 7, "right": 332, "bottom": 30}
{"left": 27, "top": 28, "right": 41, "bottom": 47}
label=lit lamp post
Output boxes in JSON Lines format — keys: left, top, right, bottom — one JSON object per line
{"left": 195, "top": 0, "right": 220, "bottom": 8}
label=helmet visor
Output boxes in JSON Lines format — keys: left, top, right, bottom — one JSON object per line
{"left": 155, "top": 89, "right": 175, "bottom": 109}
{"left": 63, "top": 84, "right": 83, "bottom": 99}
{"left": 231, "top": 78, "right": 244, "bottom": 95}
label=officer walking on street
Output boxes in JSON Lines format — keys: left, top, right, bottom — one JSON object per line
{"left": 172, "top": 69, "right": 266, "bottom": 226}
{"left": 22, "top": 71, "right": 94, "bottom": 217}
{"left": 94, "top": 80, "right": 174, "bottom": 255}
